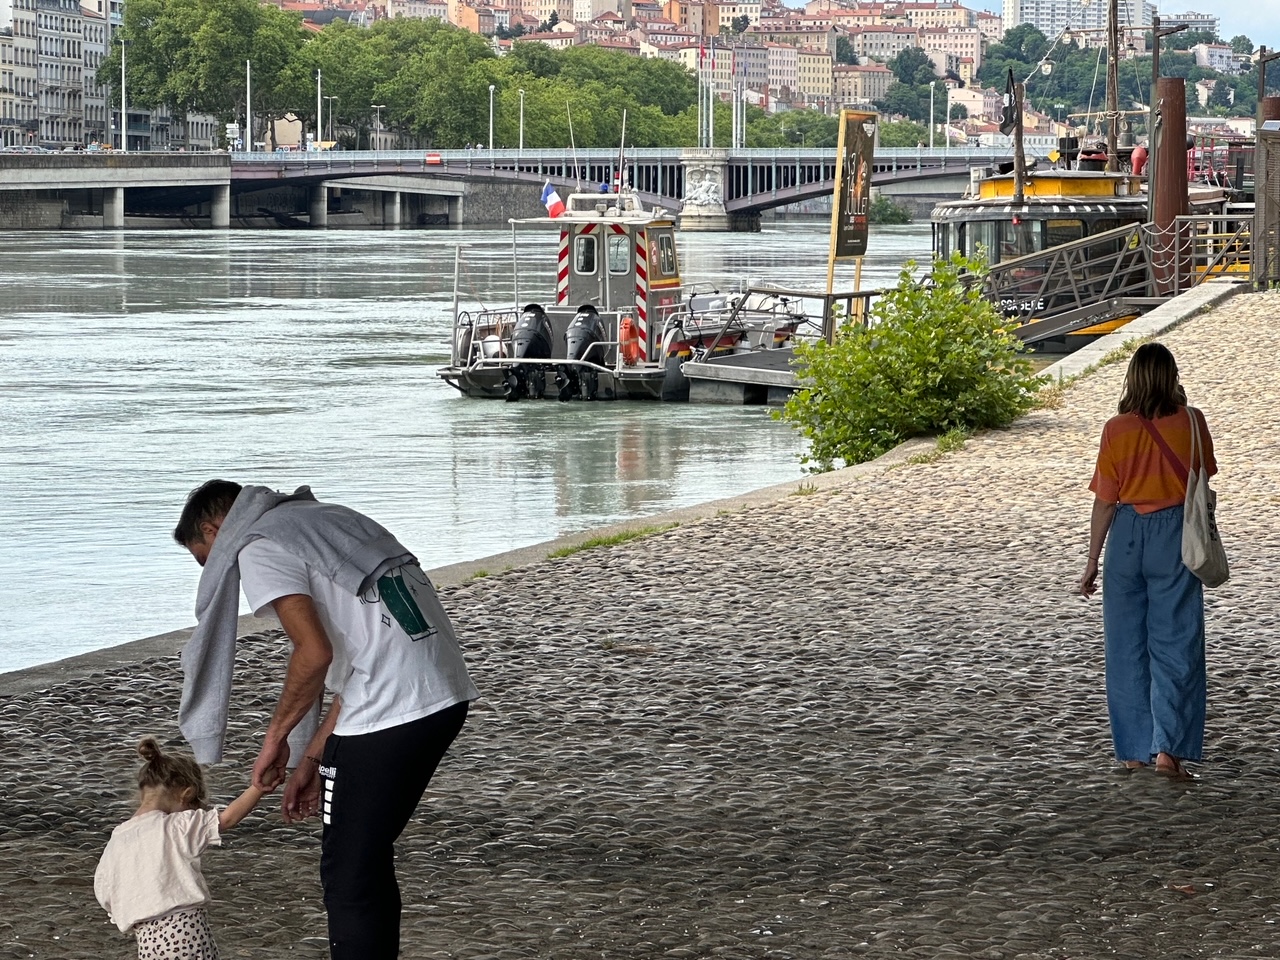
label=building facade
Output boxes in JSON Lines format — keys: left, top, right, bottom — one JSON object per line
{"left": 1002, "top": 0, "right": 1150, "bottom": 39}
{"left": 37, "top": 0, "right": 82, "bottom": 148}
{"left": 794, "top": 47, "right": 832, "bottom": 103}
{"left": 79, "top": 2, "right": 103, "bottom": 142}
{"left": 1, "top": 0, "right": 38, "bottom": 146}
{"left": 832, "top": 60, "right": 892, "bottom": 104}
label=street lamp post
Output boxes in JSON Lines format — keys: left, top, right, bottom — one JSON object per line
{"left": 315, "top": 69, "right": 322, "bottom": 149}
{"left": 518, "top": 89, "right": 525, "bottom": 152}
{"left": 323, "top": 95, "right": 337, "bottom": 143}
{"left": 488, "top": 84, "right": 496, "bottom": 151}
{"left": 371, "top": 103, "right": 385, "bottom": 150}
{"left": 120, "top": 36, "right": 127, "bottom": 153}
{"left": 929, "top": 80, "right": 935, "bottom": 150}
{"left": 245, "top": 60, "right": 251, "bottom": 152}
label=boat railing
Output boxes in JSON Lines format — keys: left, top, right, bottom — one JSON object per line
{"left": 1146, "top": 214, "right": 1252, "bottom": 296}
{"left": 451, "top": 308, "right": 520, "bottom": 366}
{"left": 981, "top": 214, "right": 1251, "bottom": 343}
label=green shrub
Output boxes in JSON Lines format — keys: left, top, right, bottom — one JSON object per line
{"left": 777, "top": 252, "right": 1041, "bottom": 471}
{"left": 867, "top": 194, "right": 912, "bottom": 224}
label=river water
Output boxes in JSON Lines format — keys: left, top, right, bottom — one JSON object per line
{"left": 0, "top": 220, "right": 933, "bottom": 673}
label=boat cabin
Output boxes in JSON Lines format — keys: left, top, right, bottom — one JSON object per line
{"left": 932, "top": 170, "right": 1148, "bottom": 265}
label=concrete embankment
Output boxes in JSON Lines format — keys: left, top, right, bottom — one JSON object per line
{"left": 2, "top": 287, "right": 1278, "bottom": 959}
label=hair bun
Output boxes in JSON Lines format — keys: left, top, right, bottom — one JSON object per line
{"left": 137, "top": 737, "right": 162, "bottom": 762}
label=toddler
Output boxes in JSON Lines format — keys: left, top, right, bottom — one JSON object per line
{"left": 94, "top": 737, "right": 265, "bottom": 959}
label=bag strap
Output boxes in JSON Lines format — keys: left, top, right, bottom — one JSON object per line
{"left": 1139, "top": 415, "right": 1190, "bottom": 486}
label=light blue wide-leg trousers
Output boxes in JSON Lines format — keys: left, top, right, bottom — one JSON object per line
{"left": 1102, "top": 504, "right": 1206, "bottom": 762}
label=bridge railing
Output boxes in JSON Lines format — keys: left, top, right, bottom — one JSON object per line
{"left": 229, "top": 145, "right": 1012, "bottom": 163}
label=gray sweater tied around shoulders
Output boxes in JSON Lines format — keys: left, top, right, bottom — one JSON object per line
{"left": 179, "top": 485, "right": 414, "bottom": 765}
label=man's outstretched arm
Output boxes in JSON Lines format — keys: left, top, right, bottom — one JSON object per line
{"left": 253, "top": 593, "right": 333, "bottom": 791}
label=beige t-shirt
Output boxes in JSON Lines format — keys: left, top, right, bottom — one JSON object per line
{"left": 94, "top": 808, "right": 221, "bottom": 932}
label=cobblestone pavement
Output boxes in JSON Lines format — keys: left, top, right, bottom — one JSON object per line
{"left": 2, "top": 292, "right": 1279, "bottom": 960}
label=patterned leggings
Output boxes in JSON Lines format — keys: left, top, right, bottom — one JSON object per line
{"left": 134, "top": 907, "right": 220, "bottom": 960}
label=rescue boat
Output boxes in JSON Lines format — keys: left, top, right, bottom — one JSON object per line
{"left": 436, "top": 191, "right": 810, "bottom": 402}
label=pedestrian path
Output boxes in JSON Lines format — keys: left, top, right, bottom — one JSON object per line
{"left": 1, "top": 292, "right": 1277, "bottom": 959}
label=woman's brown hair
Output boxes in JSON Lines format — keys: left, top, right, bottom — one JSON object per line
{"left": 1118, "top": 342, "right": 1186, "bottom": 419}
{"left": 137, "top": 738, "right": 210, "bottom": 809}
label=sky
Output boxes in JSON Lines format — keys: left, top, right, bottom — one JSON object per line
{"left": 971, "top": 1, "right": 1279, "bottom": 51}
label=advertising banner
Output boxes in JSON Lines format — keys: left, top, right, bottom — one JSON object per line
{"left": 829, "top": 110, "right": 877, "bottom": 262}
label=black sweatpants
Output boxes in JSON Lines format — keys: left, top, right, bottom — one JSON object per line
{"left": 318, "top": 701, "right": 469, "bottom": 959}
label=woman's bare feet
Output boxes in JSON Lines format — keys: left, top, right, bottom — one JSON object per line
{"left": 1124, "top": 760, "right": 1148, "bottom": 770}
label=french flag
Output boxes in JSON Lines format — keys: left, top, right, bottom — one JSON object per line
{"left": 541, "top": 181, "right": 565, "bottom": 218}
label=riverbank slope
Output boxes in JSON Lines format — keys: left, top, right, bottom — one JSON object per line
{"left": 2, "top": 290, "right": 1277, "bottom": 959}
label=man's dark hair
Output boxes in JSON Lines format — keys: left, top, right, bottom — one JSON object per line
{"left": 173, "top": 480, "right": 243, "bottom": 546}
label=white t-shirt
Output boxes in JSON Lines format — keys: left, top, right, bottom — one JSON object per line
{"left": 94, "top": 808, "right": 221, "bottom": 933}
{"left": 238, "top": 538, "right": 478, "bottom": 737}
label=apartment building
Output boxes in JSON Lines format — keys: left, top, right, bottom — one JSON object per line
{"left": 533, "top": 0, "right": 573, "bottom": 25}
{"left": 975, "top": 9, "right": 1001, "bottom": 42}
{"left": 1002, "top": 0, "right": 1150, "bottom": 39}
{"left": 575, "top": 0, "right": 632, "bottom": 25}
{"left": 725, "top": 40, "right": 768, "bottom": 87}
{"left": 632, "top": 0, "right": 661, "bottom": 18}
{"left": 832, "top": 60, "right": 892, "bottom": 104}
{"left": 387, "top": 0, "right": 449, "bottom": 20}
{"left": 765, "top": 40, "right": 796, "bottom": 98}
{"left": 794, "top": 47, "right": 832, "bottom": 103}
{"left": 80, "top": 2, "right": 103, "bottom": 142}
{"left": 946, "top": 82, "right": 999, "bottom": 121}
{"left": 0, "top": 29, "right": 14, "bottom": 144}
{"left": 37, "top": 0, "right": 82, "bottom": 148}
{"left": 746, "top": 20, "right": 836, "bottom": 53}
{"left": 662, "top": 0, "right": 719, "bottom": 36}
{"left": 1, "top": 0, "right": 37, "bottom": 146}
{"left": 918, "top": 24, "right": 981, "bottom": 70}
{"left": 715, "top": 0, "right": 760, "bottom": 30}
{"left": 899, "top": 1, "right": 973, "bottom": 28}
{"left": 845, "top": 25, "right": 917, "bottom": 60}
{"left": 1160, "top": 10, "right": 1219, "bottom": 35}
{"left": 1192, "top": 42, "right": 1242, "bottom": 74}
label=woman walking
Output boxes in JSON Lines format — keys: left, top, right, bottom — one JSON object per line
{"left": 1078, "top": 343, "right": 1217, "bottom": 778}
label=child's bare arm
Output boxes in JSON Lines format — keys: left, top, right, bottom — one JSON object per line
{"left": 218, "top": 784, "right": 268, "bottom": 832}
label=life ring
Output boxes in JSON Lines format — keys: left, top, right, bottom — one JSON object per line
{"left": 619, "top": 317, "right": 643, "bottom": 366}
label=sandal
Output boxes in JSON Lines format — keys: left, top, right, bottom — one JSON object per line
{"left": 1155, "top": 753, "right": 1191, "bottom": 779}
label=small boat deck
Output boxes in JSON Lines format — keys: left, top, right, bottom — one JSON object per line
{"left": 683, "top": 348, "right": 799, "bottom": 405}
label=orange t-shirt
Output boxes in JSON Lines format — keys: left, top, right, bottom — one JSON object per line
{"left": 1089, "top": 408, "right": 1217, "bottom": 514}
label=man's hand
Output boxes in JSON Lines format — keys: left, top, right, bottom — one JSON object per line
{"left": 253, "top": 735, "right": 291, "bottom": 792}
{"left": 282, "top": 760, "right": 322, "bottom": 823}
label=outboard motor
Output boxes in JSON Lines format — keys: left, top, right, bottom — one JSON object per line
{"left": 504, "top": 303, "right": 553, "bottom": 401}
{"left": 556, "top": 305, "right": 605, "bottom": 401}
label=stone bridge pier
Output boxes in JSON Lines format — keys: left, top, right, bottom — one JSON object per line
{"left": 679, "top": 149, "right": 731, "bottom": 232}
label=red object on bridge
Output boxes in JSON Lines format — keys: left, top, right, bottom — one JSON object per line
{"left": 425, "top": 152, "right": 442, "bottom": 165}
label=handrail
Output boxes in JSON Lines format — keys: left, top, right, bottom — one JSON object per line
{"left": 981, "top": 213, "right": 1251, "bottom": 343}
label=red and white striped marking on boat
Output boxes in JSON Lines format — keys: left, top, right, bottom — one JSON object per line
{"left": 556, "top": 229, "right": 569, "bottom": 305}
{"left": 633, "top": 227, "right": 649, "bottom": 359}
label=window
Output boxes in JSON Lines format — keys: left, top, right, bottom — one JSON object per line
{"left": 574, "top": 234, "right": 597, "bottom": 275}
{"left": 607, "top": 234, "right": 629, "bottom": 275}
{"left": 998, "top": 219, "right": 1042, "bottom": 262}
{"left": 1044, "top": 218, "right": 1083, "bottom": 249}
{"left": 657, "top": 233, "right": 677, "bottom": 275}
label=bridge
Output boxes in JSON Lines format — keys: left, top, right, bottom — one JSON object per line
{"left": 230, "top": 146, "right": 1010, "bottom": 229}
{"left": 0, "top": 146, "right": 1010, "bottom": 229}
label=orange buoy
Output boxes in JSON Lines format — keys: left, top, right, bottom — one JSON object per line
{"left": 619, "top": 317, "right": 643, "bottom": 366}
